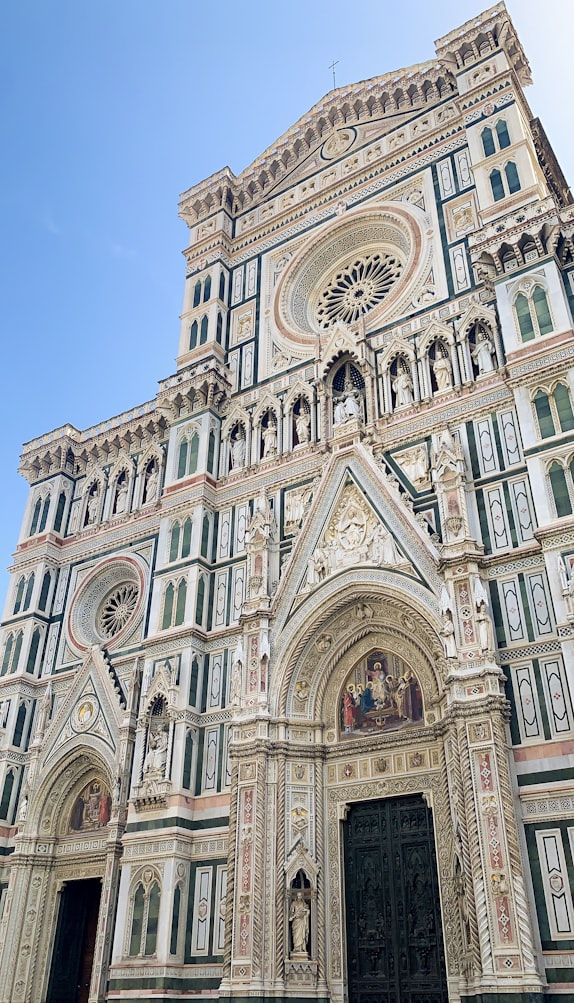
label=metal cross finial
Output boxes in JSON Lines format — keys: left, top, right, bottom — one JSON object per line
{"left": 329, "top": 59, "right": 339, "bottom": 89}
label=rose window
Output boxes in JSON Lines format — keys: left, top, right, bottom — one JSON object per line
{"left": 97, "top": 583, "right": 139, "bottom": 639}
{"left": 315, "top": 252, "right": 403, "bottom": 329}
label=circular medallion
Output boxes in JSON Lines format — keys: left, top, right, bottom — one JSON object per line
{"left": 66, "top": 555, "right": 146, "bottom": 654}
{"left": 321, "top": 127, "right": 356, "bottom": 160}
{"left": 71, "top": 695, "right": 99, "bottom": 732}
{"left": 316, "top": 251, "right": 403, "bottom": 328}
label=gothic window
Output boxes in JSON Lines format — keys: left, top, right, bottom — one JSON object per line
{"left": 161, "top": 578, "right": 187, "bottom": 629}
{"left": 12, "top": 701, "right": 28, "bottom": 748}
{"left": 505, "top": 161, "right": 520, "bottom": 194}
{"left": 23, "top": 574, "right": 34, "bottom": 611}
{"left": 481, "top": 127, "right": 495, "bottom": 158}
{"left": 195, "top": 575, "right": 205, "bottom": 625}
{"left": 13, "top": 578, "right": 25, "bottom": 615}
{"left": 201, "top": 514, "right": 211, "bottom": 559}
{"left": 169, "top": 522, "right": 181, "bottom": 563}
{"left": 128, "top": 878, "right": 161, "bottom": 957}
{"left": 533, "top": 385, "right": 574, "bottom": 439}
{"left": 38, "top": 571, "right": 51, "bottom": 612}
{"left": 170, "top": 884, "right": 182, "bottom": 955}
{"left": 514, "top": 286, "right": 553, "bottom": 341}
{"left": 38, "top": 495, "right": 50, "bottom": 533}
{"left": 216, "top": 312, "right": 223, "bottom": 344}
{"left": 1, "top": 631, "right": 23, "bottom": 676}
{"left": 490, "top": 162, "right": 521, "bottom": 201}
{"left": 182, "top": 730, "right": 194, "bottom": 790}
{"left": 316, "top": 253, "right": 403, "bottom": 329}
{"left": 189, "top": 320, "right": 198, "bottom": 350}
{"left": 218, "top": 271, "right": 226, "bottom": 302}
{"left": 177, "top": 432, "right": 199, "bottom": 479}
{"left": 0, "top": 770, "right": 15, "bottom": 821}
{"left": 207, "top": 430, "right": 216, "bottom": 473}
{"left": 203, "top": 275, "right": 211, "bottom": 302}
{"left": 490, "top": 168, "right": 505, "bottom": 201}
{"left": 482, "top": 121, "right": 510, "bottom": 157}
{"left": 29, "top": 497, "right": 42, "bottom": 536}
{"left": 25, "top": 628, "right": 41, "bottom": 674}
{"left": 548, "top": 459, "right": 574, "bottom": 517}
{"left": 200, "top": 316, "right": 208, "bottom": 345}
{"left": 53, "top": 491, "right": 66, "bottom": 533}
{"left": 193, "top": 280, "right": 201, "bottom": 308}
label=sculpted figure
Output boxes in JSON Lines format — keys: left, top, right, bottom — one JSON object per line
{"left": 231, "top": 430, "right": 246, "bottom": 469}
{"left": 393, "top": 369, "right": 414, "bottom": 406}
{"left": 441, "top": 610, "right": 457, "bottom": 659}
{"left": 86, "top": 487, "right": 99, "bottom": 524}
{"left": 433, "top": 351, "right": 453, "bottom": 391}
{"left": 344, "top": 392, "right": 361, "bottom": 420}
{"left": 114, "top": 477, "right": 129, "bottom": 515}
{"left": 144, "top": 728, "right": 168, "bottom": 777}
{"left": 262, "top": 422, "right": 277, "bottom": 457}
{"left": 144, "top": 464, "right": 159, "bottom": 502}
{"left": 333, "top": 398, "right": 347, "bottom": 426}
{"left": 476, "top": 599, "right": 494, "bottom": 652}
{"left": 289, "top": 892, "right": 310, "bottom": 956}
{"left": 295, "top": 411, "right": 311, "bottom": 443}
{"left": 471, "top": 326, "right": 495, "bottom": 374}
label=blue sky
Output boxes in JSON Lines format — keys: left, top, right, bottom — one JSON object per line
{"left": 1, "top": 0, "right": 572, "bottom": 597}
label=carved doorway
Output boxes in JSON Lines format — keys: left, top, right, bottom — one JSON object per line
{"left": 46, "top": 878, "right": 102, "bottom": 1003}
{"left": 343, "top": 795, "right": 448, "bottom": 1003}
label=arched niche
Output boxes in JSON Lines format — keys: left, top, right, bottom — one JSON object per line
{"left": 279, "top": 588, "right": 446, "bottom": 740}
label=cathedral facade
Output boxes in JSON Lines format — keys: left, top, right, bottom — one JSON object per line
{"left": 2, "top": 4, "right": 574, "bottom": 1001}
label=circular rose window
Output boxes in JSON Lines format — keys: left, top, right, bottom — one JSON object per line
{"left": 66, "top": 555, "right": 146, "bottom": 654}
{"left": 274, "top": 203, "right": 429, "bottom": 346}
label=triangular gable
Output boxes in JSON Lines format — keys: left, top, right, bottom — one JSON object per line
{"left": 273, "top": 442, "right": 442, "bottom": 629}
{"left": 40, "top": 646, "right": 125, "bottom": 770}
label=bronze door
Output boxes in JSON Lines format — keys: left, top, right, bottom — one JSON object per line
{"left": 46, "top": 878, "right": 101, "bottom": 1003}
{"left": 343, "top": 795, "right": 448, "bottom": 1003}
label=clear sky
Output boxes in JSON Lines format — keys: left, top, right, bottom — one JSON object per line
{"left": 1, "top": 0, "right": 572, "bottom": 597}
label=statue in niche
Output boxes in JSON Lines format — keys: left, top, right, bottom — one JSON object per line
{"left": 432, "top": 346, "right": 453, "bottom": 391}
{"left": 262, "top": 420, "right": 277, "bottom": 457}
{"left": 471, "top": 324, "right": 495, "bottom": 374}
{"left": 143, "top": 727, "right": 168, "bottom": 777}
{"left": 398, "top": 445, "right": 429, "bottom": 488}
{"left": 231, "top": 428, "right": 246, "bottom": 469}
{"left": 230, "top": 641, "right": 243, "bottom": 706}
{"left": 340, "top": 650, "right": 423, "bottom": 738}
{"left": 113, "top": 474, "right": 129, "bottom": 515}
{"left": 18, "top": 794, "right": 28, "bottom": 823}
{"left": 295, "top": 410, "right": 311, "bottom": 444}
{"left": 86, "top": 484, "right": 99, "bottom": 525}
{"left": 289, "top": 891, "right": 310, "bottom": 957}
{"left": 307, "top": 545, "right": 330, "bottom": 586}
{"left": 143, "top": 461, "right": 159, "bottom": 503}
{"left": 440, "top": 609, "right": 457, "bottom": 659}
{"left": 392, "top": 366, "right": 414, "bottom": 406}
{"left": 476, "top": 600, "right": 494, "bottom": 652}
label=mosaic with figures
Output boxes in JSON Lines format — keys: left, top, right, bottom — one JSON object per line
{"left": 69, "top": 779, "right": 111, "bottom": 831}
{"left": 340, "top": 650, "right": 423, "bottom": 738}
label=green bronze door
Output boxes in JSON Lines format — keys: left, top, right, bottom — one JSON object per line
{"left": 343, "top": 794, "right": 449, "bottom": 1003}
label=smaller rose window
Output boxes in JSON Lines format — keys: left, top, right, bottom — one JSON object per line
{"left": 316, "top": 252, "right": 403, "bottom": 329}
{"left": 97, "top": 583, "right": 139, "bottom": 639}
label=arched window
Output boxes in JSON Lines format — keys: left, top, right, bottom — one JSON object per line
{"left": 203, "top": 275, "right": 211, "bottom": 302}
{"left": 195, "top": 576, "right": 205, "bottom": 625}
{"left": 23, "top": 574, "right": 35, "bottom": 612}
{"left": 189, "top": 433, "right": 199, "bottom": 474}
{"left": 505, "top": 162, "right": 520, "bottom": 194}
{"left": 1, "top": 635, "right": 13, "bottom": 677}
{"left": 216, "top": 312, "right": 223, "bottom": 344}
{"left": 481, "top": 127, "right": 495, "bottom": 158}
{"left": 26, "top": 628, "right": 41, "bottom": 674}
{"left": 200, "top": 316, "right": 209, "bottom": 345}
{"left": 534, "top": 385, "right": 574, "bottom": 438}
{"left": 490, "top": 169, "right": 505, "bottom": 202}
{"left": 129, "top": 884, "right": 145, "bottom": 956}
{"left": 207, "top": 430, "right": 216, "bottom": 474}
{"left": 38, "top": 496, "right": 51, "bottom": 533}
{"left": 496, "top": 120, "right": 511, "bottom": 149}
{"left": 0, "top": 770, "right": 15, "bottom": 820}
{"left": 218, "top": 272, "right": 226, "bottom": 302}
{"left": 181, "top": 518, "right": 192, "bottom": 559}
{"left": 13, "top": 701, "right": 27, "bottom": 747}
{"left": 189, "top": 320, "right": 198, "bottom": 350}
{"left": 174, "top": 580, "right": 187, "bottom": 626}
{"left": 201, "top": 515, "right": 210, "bottom": 558}
{"left": 145, "top": 882, "right": 161, "bottom": 955}
{"left": 54, "top": 491, "right": 66, "bottom": 533}
{"left": 514, "top": 286, "right": 553, "bottom": 341}
{"left": 29, "top": 498, "right": 42, "bottom": 536}
{"left": 549, "top": 461, "right": 573, "bottom": 517}
{"left": 13, "top": 578, "right": 25, "bottom": 615}
{"left": 169, "top": 522, "right": 181, "bottom": 563}
{"left": 10, "top": 632, "right": 23, "bottom": 674}
{"left": 193, "top": 281, "right": 201, "bottom": 308}
{"left": 170, "top": 884, "right": 182, "bottom": 955}
{"left": 177, "top": 439, "right": 188, "bottom": 480}
{"left": 182, "top": 731, "right": 194, "bottom": 790}
{"left": 162, "top": 584, "right": 175, "bottom": 630}
{"left": 39, "top": 571, "right": 51, "bottom": 612}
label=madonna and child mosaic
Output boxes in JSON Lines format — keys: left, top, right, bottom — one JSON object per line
{"left": 340, "top": 650, "right": 423, "bottom": 737}
{"left": 69, "top": 779, "right": 112, "bottom": 831}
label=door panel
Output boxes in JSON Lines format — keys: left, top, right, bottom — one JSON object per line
{"left": 46, "top": 879, "right": 101, "bottom": 1003}
{"left": 343, "top": 795, "right": 448, "bottom": 1003}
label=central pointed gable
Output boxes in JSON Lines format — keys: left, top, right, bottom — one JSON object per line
{"left": 273, "top": 442, "right": 443, "bottom": 628}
